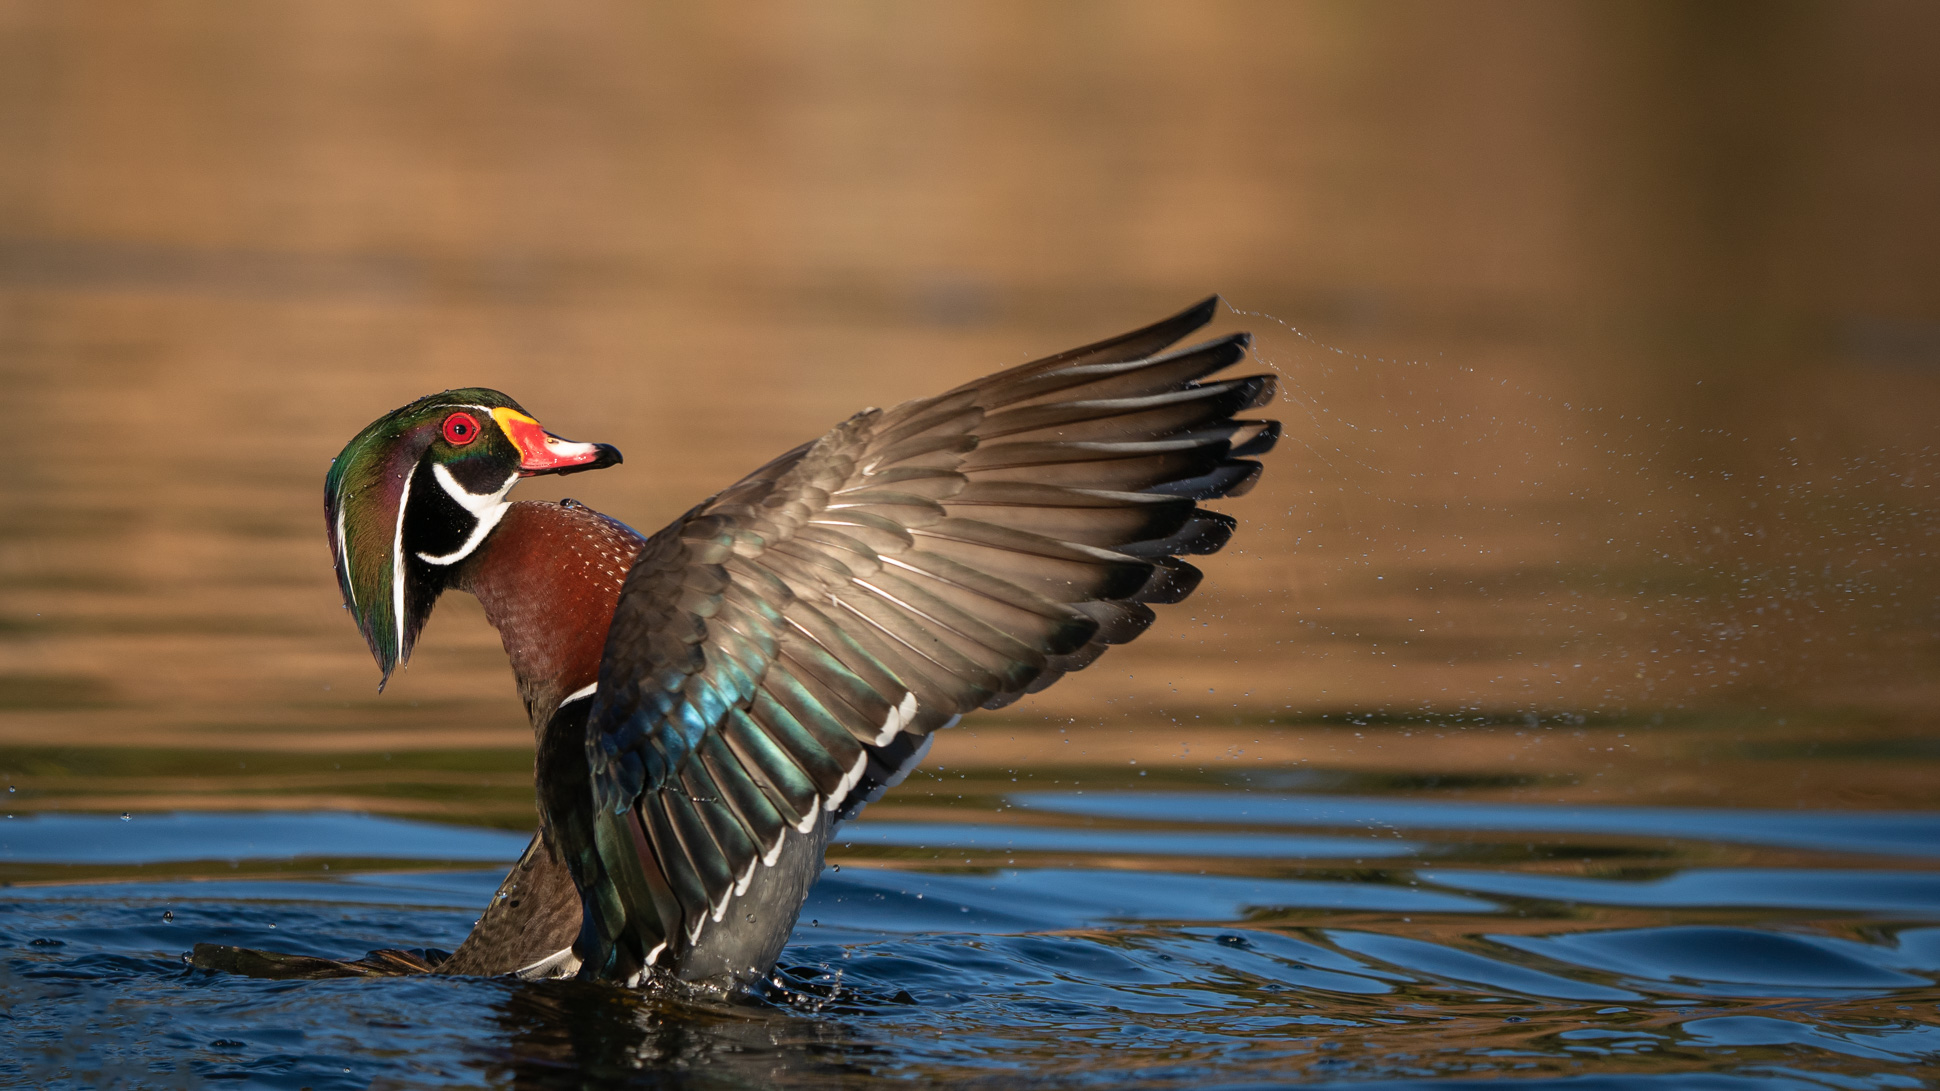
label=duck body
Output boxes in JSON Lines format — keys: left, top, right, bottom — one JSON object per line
{"left": 231, "top": 297, "right": 1278, "bottom": 991}
{"left": 438, "top": 499, "right": 645, "bottom": 976}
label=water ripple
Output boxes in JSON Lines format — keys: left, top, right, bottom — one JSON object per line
{"left": 1015, "top": 792, "right": 1940, "bottom": 860}
{"left": 4, "top": 805, "right": 1938, "bottom": 1087}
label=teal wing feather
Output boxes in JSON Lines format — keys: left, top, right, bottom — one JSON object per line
{"left": 558, "top": 297, "right": 1278, "bottom": 982}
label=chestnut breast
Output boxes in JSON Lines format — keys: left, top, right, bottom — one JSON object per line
{"left": 456, "top": 500, "right": 645, "bottom": 720}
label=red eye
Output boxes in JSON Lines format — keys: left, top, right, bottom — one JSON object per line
{"left": 442, "top": 412, "right": 480, "bottom": 446}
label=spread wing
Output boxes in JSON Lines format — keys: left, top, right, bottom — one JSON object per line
{"left": 561, "top": 297, "right": 1278, "bottom": 981}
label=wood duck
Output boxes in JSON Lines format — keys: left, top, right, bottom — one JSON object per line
{"left": 193, "top": 298, "right": 1277, "bottom": 991}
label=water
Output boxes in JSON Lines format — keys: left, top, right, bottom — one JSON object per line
{"left": 3, "top": 3, "right": 1939, "bottom": 1088}
{"left": 3, "top": 776, "right": 1940, "bottom": 1079}
{"left": 7, "top": 748, "right": 1940, "bottom": 1088}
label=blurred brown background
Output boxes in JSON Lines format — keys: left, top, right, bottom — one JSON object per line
{"left": 0, "top": 3, "right": 1935, "bottom": 816}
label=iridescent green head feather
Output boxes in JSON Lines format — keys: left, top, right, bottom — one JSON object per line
{"left": 324, "top": 388, "right": 621, "bottom": 687}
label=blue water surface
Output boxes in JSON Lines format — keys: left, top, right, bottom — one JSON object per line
{"left": 4, "top": 796, "right": 1938, "bottom": 1088}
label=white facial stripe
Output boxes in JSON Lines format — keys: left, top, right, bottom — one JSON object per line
{"left": 335, "top": 505, "right": 356, "bottom": 612}
{"left": 391, "top": 461, "right": 417, "bottom": 666}
{"left": 560, "top": 682, "right": 598, "bottom": 707}
{"left": 432, "top": 461, "right": 517, "bottom": 518}
{"left": 415, "top": 463, "right": 519, "bottom": 566}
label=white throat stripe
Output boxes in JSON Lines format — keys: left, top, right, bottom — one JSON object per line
{"left": 416, "top": 463, "right": 518, "bottom": 566}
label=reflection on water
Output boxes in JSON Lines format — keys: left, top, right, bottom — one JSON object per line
{"left": 8, "top": 736, "right": 1940, "bottom": 1086}
{"left": 5, "top": 789, "right": 1940, "bottom": 1086}
{"left": 1016, "top": 791, "right": 1940, "bottom": 859}
{"left": 1, "top": 2, "right": 1938, "bottom": 1087}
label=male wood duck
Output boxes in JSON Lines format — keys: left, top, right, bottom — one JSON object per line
{"left": 192, "top": 298, "right": 1277, "bottom": 991}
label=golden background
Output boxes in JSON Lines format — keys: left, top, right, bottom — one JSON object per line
{"left": 1, "top": 2, "right": 1935, "bottom": 823}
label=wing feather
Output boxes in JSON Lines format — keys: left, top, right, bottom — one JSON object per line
{"left": 667, "top": 805, "right": 731, "bottom": 923}
{"left": 831, "top": 586, "right": 1009, "bottom": 698}
{"left": 785, "top": 601, "right": 918, "bottom": 706}
{"left": 645, "top": 794, "right": 716, "bottom": 941}
{"left": 680, "top": 760, "right": 759, "bottom": 895}
{"left": 697, "top": 731, "right": 789, "bottom": 861}
{"left": 720, "top": 706, "right": 818, "bottom": 824}
{"left": 976, "top": 335, "right": 1248, "bottom": 410}
{"left": 747, "top": 687, "right": 857, "bottom": 791}
{"left": 774, "top": 644, "right": 894, "bottom": 740}
{"left": 563, "top": 298, "right": 1276, "bottom": 982}
{"left": 976, "top": 375, "right": 1275, "bottom": 442}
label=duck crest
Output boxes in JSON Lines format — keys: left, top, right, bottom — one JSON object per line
{"left": 324, "top": 388, "right": 618, "bottom": 688}
{"left": 325, "top": 388, "right": 532, "bottom": 685}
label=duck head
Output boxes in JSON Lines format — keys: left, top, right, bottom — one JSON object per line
{"left": 325, "top": 388, "right": 621, "bottom": 687}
